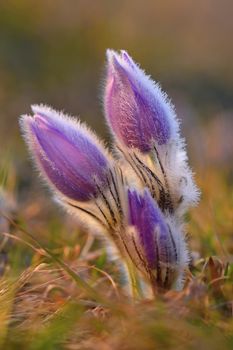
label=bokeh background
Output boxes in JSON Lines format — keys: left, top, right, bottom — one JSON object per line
{"left": 1, "top": 0, "right": 232, "bottom": 167}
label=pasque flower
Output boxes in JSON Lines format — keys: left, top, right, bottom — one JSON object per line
{"left": 104, "top": 50, "right": 178, "bottom": 152}
{"left": 104, "top": 50, "right": 199, "bottom": 215}
{"left": 19, "top": 50, "right": 199, "bottom": 297}
{"left": 127, "top": 189, "right": 188, "bottom": 291}
{"left": 20, "top": 105, "right": 111, "bottom": 202}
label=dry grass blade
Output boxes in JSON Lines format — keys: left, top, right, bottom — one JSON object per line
{"left": 0, "top": 211, "right": 124, "bottom": 313}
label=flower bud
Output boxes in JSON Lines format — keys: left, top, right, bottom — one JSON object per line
{"left": 128, "top": 189, "right": 184, "bottom": 290}
{"left": 20, "top": 105, "right": 110, "bottom": 202}
{"left": 104, "top": 50, "right": 178, "bottom": 152}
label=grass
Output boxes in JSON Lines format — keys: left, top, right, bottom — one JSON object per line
{"left": 0, "top": 160, "right": 232, "bottom": 349}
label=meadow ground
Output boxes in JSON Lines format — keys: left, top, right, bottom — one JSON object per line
{"left": 0, "top": 158, "right": 232, "bottom": 349}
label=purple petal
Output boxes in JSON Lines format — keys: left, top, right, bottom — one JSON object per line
{"left": 128, "top": 189, "right": 176, "bottom": 269}
{"left": 21, "top": 106, "right": 110, "bottom": 201}
{"left": 105, "top": 50, "right": 177, "bottom": 152}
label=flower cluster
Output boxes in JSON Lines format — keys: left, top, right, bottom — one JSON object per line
{"left": 20, "top": 50, "right": 199, "bottom": 296}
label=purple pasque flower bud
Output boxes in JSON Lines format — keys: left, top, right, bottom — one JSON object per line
{"left": 104, "top": 50, "right": 178, "bottom": 152}
{"left": 127, "top": 189, "right": 183, "bottom": 290}
{"left": 20, "top": 105, "right": 110, "bottom": 202}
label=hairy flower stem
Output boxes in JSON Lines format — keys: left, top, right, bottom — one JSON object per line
{"left": 125, "top": 258, "right": 143, "bottom": 299}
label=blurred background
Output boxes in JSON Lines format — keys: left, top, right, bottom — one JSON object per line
{"left": 0, "top": 0, "right": 232, "bottom": 164}
{"left": 0, "top": 0, "right": 232, "bottom": 218}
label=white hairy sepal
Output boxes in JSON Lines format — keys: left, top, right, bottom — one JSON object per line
{"left": 165, "top": 215, "right": 190, "bottom": 290}
{"left": 114, "top": 138, "right": 199, "bottom": 216}
{"left": 54, "top": 165, "right": 129, "bottom": 248}
{"left": 155, "top": 139, "right": 200, "bottom": 215}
